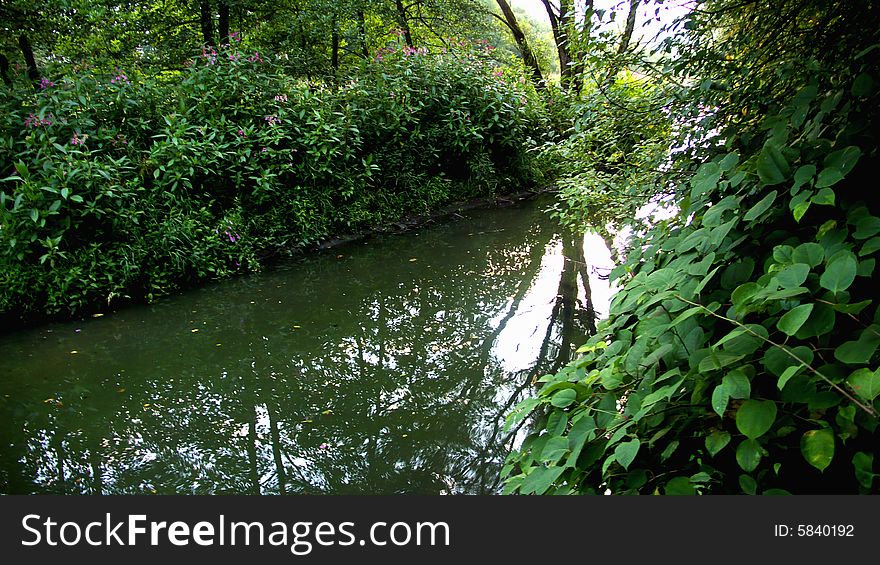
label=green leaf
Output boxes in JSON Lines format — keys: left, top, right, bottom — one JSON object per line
{"left": 852, "top": 452, "right": 875, "bottom": 490}
{"left": 820, "top": 254, "right": 857, "bottom": 292}
{"left": 711, "top": 385, "right": 729, "bottom": 417}
{"left": 860, "top": 237, "right": 880, "bottom": 256}
{"left": 550, "top": 388, "right": 577, "bottom": 408}
{"left": 794, "top": 303, "right": 836, "bottom": 339}
{"left": 743, "top": 190, "right": 777, "bottom": 222}
{"left": 824, "top": 146, "right": 861, "bottom": 176}
{"left": 777, "top": 365, "right": 802, "bottom": 390}
{"left": 800, "top": 429, "right": 835, "bottom": 472}
{"left": 792, "top": 243, "right": 824, "bottom": 267}
{"left": 739, "top": 474, "right": 758, "bottom": 495}
{"left": 776, "top": 263, "right": 810, "bottom": 288}
{"left": 723, "top": 369, "right": 752, "bottom": 399}
{"left": 29, "top": 209, "right": 39, "bottom": 223}
{"left": 791, "top": 164, "right": 816, "bottom": 193}
{"left": 614, "top": 439, "right": 640, "bottom": 470}
{"left": 847, "top": 368, "right": 880, "bottom": 401}
{"left": 705, "top": 430, "right": 731, "bottom": 457}
{"left": 812, "top": 187, "right": 835, "bottom": 206}
{"left": 853, "top": 216, "right": 880, "bottom": 240}
{"left": 736, "top": 438, "right": 763, "bottom": 473}
{"left": 664, "top": 477, "right": 696, "bottom": 495}
{"left": 777, "top": 303, "right": 814, "bottom": 336}
{"left": 763, "top": 345, "right": 813, "bottom": 377}
{"left": 540, "top": 436, "right": 570, "bottom": 464}
{"left": 520, "top": 465, "right": 566, "bottom": 494}
{"left": 852, "top": 72, "right": 874, "bottom": 97}
{"left": 835, "top": 330, "right": 880, "bottom": 365}
{"left": 735, "top": 400, "right": 777, "bottom": 439}
{"left": 815, "top": 167, "right": 844, "bottom": 188}
{"left": 756, "top": 144, "right": 789, "bottom": 185}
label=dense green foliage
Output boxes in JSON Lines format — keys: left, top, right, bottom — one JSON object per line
{"left": 504, "top": 0, "right": 880, "bottom": 494}
{"left": 0, "top": 37, "right": 544, "bottom": 320}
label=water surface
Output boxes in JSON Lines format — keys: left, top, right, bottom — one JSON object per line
{"left": 0, "top": 196, "right": 612, "bottom": 494}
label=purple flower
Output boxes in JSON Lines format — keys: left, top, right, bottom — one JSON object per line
{"left": 39, "top": 78, "right": 55, "bottom": 90}
{"left": 237, "top": 129, "right": 246, "bottom": 137}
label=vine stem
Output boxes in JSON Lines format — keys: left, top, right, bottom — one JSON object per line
{"left": 675, "top": 295, "right": 879, "bottom": 419}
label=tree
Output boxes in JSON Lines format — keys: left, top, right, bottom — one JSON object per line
{"left": 493, "top": 0, "right": 544, "bottom": 88}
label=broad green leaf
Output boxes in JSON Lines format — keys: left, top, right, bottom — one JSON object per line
{"left": 815, "top": 167, "right": 844, "bottom": 188}
{"left": 735, "top": 400, "right": 777, "bottom": 439}
{"left": 520, "top": 465, "right": 566, "bottom": 494}
{"left": 756, "top": 144, "right": 789, "bottom": 185}
{"left": 852, "top": 72, "right": 874, "bottom": 96}
{"left": 853, "top": 216, "right": 880, "bottom": 240}
{"left": 824, "top": 146, "right": 861, "bottom": 176}
{"left": 860, "top": 237, "right": 880, "bottom": 256}
{"left": 550, "top": 388, "right": 577, "bottom": 408}
{"left": 800, "top": 429, "right": 835, "bottom": 472}
{"left": 705, "top": 430, "right": 731, "bottom": 457}
{"left": 739, "top": 474, "right": 757, "bottom": 495}
{"left": 852, "top": 452, "right": 875, "bottom": 490}
{"left": 777, "top": 365, "right": 801, "bottom": 390}
{"left": 835, "top": 330, "right": 880, "bottom": 365}
{"left": 847, "top": 368, "right": 880, "bottom": 401}
{"left": 614, "top": 439, "right": 640, "bottom": 470}
{"left": 711, "top": 385, "right": 729, "bottom": 417}
{"left": 794, "top": 303, "right": 836, "bottom": 339}
{"left": 719, "top": 152, "right": 740, "bottom": 172}
{"left": 777, "top": 303, "right": 814, "bottom": 336}
{"left": 723, "top": 369, "right": 752, "bottom": 399}
{"left": 791, "top": 164, "right": 816, "bottom": 193}
{"left": 540, "top": 436, "right": 570, "bottom": 464}
{"left": 664, "top": 477, "right": 696, "bottom": 495}
{"left": 776, "top": 263, "right": 810, "bottom": 288}
{"left": 792, "top": 243, "right": 824, "bottom": 267}
{"left": 743, "top": 190, "right": 777, "bottom": 222}
{"left": 763, "top": 345, "right": 813, "bottom": 376}
{"left": 812, "top": 187, "right": 835, "bottom": 206}
{"left": 736, "top": 438, "right": 763, "bottom": 473}
{"left": 719, "top": 324, "right": 766, "bottom": 356}
{"left": 690, "top": 162, "right": 721, "bottom": 198}
{"left": 820, "top": 254, "right": 857, "bottom": 292}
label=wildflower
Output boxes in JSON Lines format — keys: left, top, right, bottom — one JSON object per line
{"left": 264, "top": 115, "right": 281, "bottom": 126}
{"left": 24, "top": 113, "right": 52, "bottom": 128}
{"left": 261, "top": 147, "right": 268, "bottom": 153}
{"left": 229, "top": 31, "right": 242, "bottom": 42}
{"left": 39, "top": 77, "right": 55, "bottom": 90}
{"left": 237, "top": 129, "right": 246, "bottom": 137}
{"left": 247, "top": 52, "right": 263, "bottom": 63}
{"left": 274, "top": 94, "right": 288, "bottom": 103}
{"left": 319, "top": 443, "right": 329, "bottom": 450}
{"left": 493, "top": 69, "right": 503, "bottom": 78}
{"left": 70, "top": 133, "right": 89, "bottom": 146}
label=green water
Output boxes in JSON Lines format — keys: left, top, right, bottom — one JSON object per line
{"left": 0, "top": 196, "right": 610, "bottom": 494}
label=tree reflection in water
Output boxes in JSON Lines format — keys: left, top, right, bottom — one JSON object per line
{"left": 0, "top": 197, "right": 610, "bottom": 494}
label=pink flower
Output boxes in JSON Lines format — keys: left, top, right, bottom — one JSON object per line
{"left": 39, "top": 78, "right": 54, "bottom": 89}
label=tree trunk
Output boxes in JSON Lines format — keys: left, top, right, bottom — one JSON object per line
{"left": 358, "top": 9, "right": 369, "bottom": 58}
{"left": 218, "top": 1, "right": 230, "bottom": 45}
{"left": 394, "top": 0, "right": 414, "bottom": 47}
{"left": 0, "top": 53, "right": 12, "bottom": 87}
{"left": 17, "top": 34, "right": 40, "bottom": 88}
{"left": 494, "top": 0, "right": 544, "bottom": 88}
{"left": 200, "top": 1, "right": 215, "bottom": 47}
{"left": 331, "top": 15, "right": 340, "bottom": 72}
{"left": 618, "top": 0, "right": 640, "bottom": 54}
{"left": 540, "top": 0, "right": 574, "bottom": 89}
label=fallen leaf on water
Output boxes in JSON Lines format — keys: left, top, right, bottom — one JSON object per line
{"left": 215, "top": 343, "right": 222, "bottom": 347}
{"left": 402, "top": 434, "right": 409, "bottom": 438}
{"left": 117, "top": 388, "right": 125, "bottom": 393}
{"left": 191, "top": 329, "right": 199, "bottom": 333}
{"left": 301, "top": 419, "right": 313, "bottom": 424}
{"left": 337, "top": 254, "right": 344, "bottom": 259}
{"left": 70, "top": 350, "right": 79, "bottom": 354}
{"left": 143, "top": 403, "right": 151, "bottom": 408}
{"left": 322, "top": 409, "right": 333, "bottom": 415}
{"left": 92, "top": 313, "right": 104, "bottom": 318}
{"left": 409, "top": 258, "right": 418, "bottom": 262}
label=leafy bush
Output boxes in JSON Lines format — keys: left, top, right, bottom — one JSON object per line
{"left": 503, "top": 3, "right": 880, "bottom": 495}
{"left": 0, "top": 37, "right": 545, "bottom": 322}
